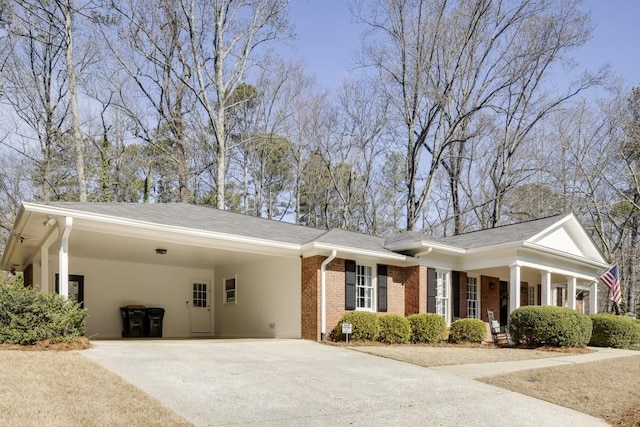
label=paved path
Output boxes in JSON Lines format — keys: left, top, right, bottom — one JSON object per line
{"left": 432, "top": 346, "right": 639, "bottom": 379}
{"left": 82, "top": 340, "right": 612, "bottom": 426}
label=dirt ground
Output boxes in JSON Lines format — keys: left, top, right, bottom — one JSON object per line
{"left": 0, "top": 351, "right": 191, "bottom": 426}
{"left": 349, "top": 344, "right": 586, "bottom": 367}
{"left": 350, "top": 344, "right": 640, "bottom": 426}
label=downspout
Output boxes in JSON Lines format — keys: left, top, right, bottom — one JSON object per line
{"left": 320, "top": 250, "right": 337, "bottom": 341}
{"left": 58, "top": 217, "right": 73, "bottom": 298}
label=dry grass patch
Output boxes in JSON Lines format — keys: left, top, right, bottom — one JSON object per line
{"left": 0, "top": 351, "right": 191, "bottom": 426}
{"left": 348, "top": 344, "right": 578, "bottom": 367}
{"left": 480, "top": 355, "right": 640, "bottom": 426}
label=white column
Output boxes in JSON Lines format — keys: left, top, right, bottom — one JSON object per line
{"left": 540, "top": 270, "right": 552, "bottom": 306}
{"left": 40, "top": 228, "right": 59, "bottom": 293}
{"left": 509, "top": 263, "right": 521, "bottom": 314}
{"left": 567, "top": 276, "right": 577, "bottom": 310}
{"left": 58, "top": 217, "right": 73, "bottom": 298}
{"left": 589, "top": 281, "right": 598, "bottom": 314}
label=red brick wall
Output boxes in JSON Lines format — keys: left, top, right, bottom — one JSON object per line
{"left": 387, "top": 265, "right": 405, "bottom": 315}
{"left": 405, "top": 265, "right": 427, "bottom": 316}
{"left": 301, "top": 256, "right": 322, "bottom": 340}
{"left": 302, "top": 256, "right": 414, "bottom": 341}
{"left": 325, "top": 258, "right": 346, "bottom": 340}
{"left": 481, "top": 275, "right": 500, "bottom": 323}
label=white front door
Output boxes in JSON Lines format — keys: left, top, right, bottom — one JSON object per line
{"left": 189, "top": 279, "right": 211, "bottom": 333}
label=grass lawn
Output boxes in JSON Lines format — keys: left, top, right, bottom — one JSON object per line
{"left": 0, "top": 350, "right": 191, "bottom": 426}
{"left": 351, "top": 344, "right": 640, "bottom": 426}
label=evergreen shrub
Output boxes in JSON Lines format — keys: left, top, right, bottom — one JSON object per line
{"left": 0, "top": 281, "right": 86, "bottom": 345}
{"left": 377, "top": 314, "right": 411, "bottom": 344}
{"left": 332, "top": 311, "right": 379, "bottom": 341}
{"left": 407, "top": 313, "right": 447, "bottom": 344}
{"left": 449, "top": 318, "right": 487, "bottom": 343}
{"left": 589, "top": 313, "right": 640, "bottom": 349}
{"left": 509, "top": 305, "right": 591, "bottom": 347}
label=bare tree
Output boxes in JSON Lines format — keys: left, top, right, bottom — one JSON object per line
{"left": 353, "top": 0, "right": 597, "bottom": 231}
{"left": 179, "top": 0, "right": 291, "bottom": 210}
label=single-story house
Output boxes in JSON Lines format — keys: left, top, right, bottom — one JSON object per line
{"left": 0, "top": 202, "right": 608, "bottom": 340}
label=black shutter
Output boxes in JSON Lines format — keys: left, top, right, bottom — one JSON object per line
{"left": 452, "top": 271, "right": 460, "bottom": 319}
{"left": 427, "top": 267, "right": 436, "bottom": 313}
{"left": 345, "top": 260, "right": 356, "bottom": 310}
{"left": 377, "top": 264, "right": 388, "bottom": 312}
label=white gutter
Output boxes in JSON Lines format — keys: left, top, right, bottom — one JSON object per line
{"left": 320, "top": 250, "right": 337, "bottom": 341}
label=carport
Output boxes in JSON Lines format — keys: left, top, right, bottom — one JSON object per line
{"left": 1, "top": 203, "right": 320, "bottom": 339}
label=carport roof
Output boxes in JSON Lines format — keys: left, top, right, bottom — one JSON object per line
{"left": 42, "top": 202, "right": 327, "bottom": 245}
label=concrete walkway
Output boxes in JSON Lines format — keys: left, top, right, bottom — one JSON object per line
{"left": 432, "top": 346, "right": 639, "bottom": 379}
{"left": 82, "top": 340, "right": 614, "bottom": 426}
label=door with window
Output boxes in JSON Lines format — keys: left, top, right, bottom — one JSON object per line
{"left": 189, "top": 279, "right": 211, "bottom": 333}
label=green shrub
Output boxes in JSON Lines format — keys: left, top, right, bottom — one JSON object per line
{"left": 332, "top": 311, "right": 379, "bottom": 341}
{"left": 509, "top": 306, "right": 592, "bottom": 347}
{"left": 407, "top": 313, "right": 447, "bottom": 344}
{"left": 377, "top": 314, "right": 411, "bottom": 344}
{"left": 449, "top": 318, "right": 487, "bottom": 344}
{"left": 589, "top": 313, "right": 640, "bottom": 349}
{"left": 0, "top": 282, "right": 86, "bottom": 345}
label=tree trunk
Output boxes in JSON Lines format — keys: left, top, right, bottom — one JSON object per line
{"left": 63, "top": 0, "right": 86, "bottom": 202}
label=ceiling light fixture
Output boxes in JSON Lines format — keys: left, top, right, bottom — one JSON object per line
{"left": 43, "top": 217, "right": 57, "bottom": 227}
{"left": 155, "top": 248, "right": 167, "bottom": 255}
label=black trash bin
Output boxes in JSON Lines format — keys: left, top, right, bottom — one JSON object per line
{"left": 120, "top": 306, "right": 146, "bottom": 338}
{"left": 145, "top": 307, "right": 165, "bottom": 338}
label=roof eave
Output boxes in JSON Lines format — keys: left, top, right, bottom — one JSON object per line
{"left": 386, "top": 240, "right": 467, "bottom": 255}
{"left": 302, "top": 242, "right": 409, "bottom": 262}
{"left": 0, "top": 204, "right": 28, "bottom": 271}
{"left": 20, "top": 202, "right": 302, "bottom": 253}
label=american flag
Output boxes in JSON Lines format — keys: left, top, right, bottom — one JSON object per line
{"left": 599, "top": 264, "right": 622, "bottom": 305}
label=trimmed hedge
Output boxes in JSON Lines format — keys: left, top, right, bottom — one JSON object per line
{"left": 377, "top": 314, "right": 411, "bottom": 344}
{"left": 332, "top": 311, "right": 379, "bottom": 341}
{"left": 509, "top": 306, "right": 592, "bottom": 347}
{"left": 407, "top": 313, "right": 447, "bottom": 344}
{"left": 0, "top": 282, "right": 86, "bottom": 345}
{"left": 589, "top": 313, "right": 640, "bottom": 349}
{"left": 449, "top": 318, "right": 486, "bottom": 344}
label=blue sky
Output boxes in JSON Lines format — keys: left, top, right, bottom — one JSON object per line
{"left": 286, "top": 0, "right": 640, "bottom": 91}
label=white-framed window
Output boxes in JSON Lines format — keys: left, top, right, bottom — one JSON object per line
{"left": 528, "top": 285, "right": 536, "bottom": 306}
{"left": 224, "top": 275, "right": 237, "bottom": 305}
{"left": 466, "top": 277, "right": 479, "bottom": 319}
{"left": 435, "top": 270, "right": 449, "bottom": 322}
{"left": 356, "top": 264, "right": 374, "bottom": 311}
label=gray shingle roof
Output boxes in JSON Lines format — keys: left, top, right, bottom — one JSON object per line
{"left": 438, "top": 214, "right": 567, "bottom": 249}
{"left": 44, "top": 202, "right": 325, "bottom": 245}
{"left": 313, "top": 228, "right": 400, "bottom": 255}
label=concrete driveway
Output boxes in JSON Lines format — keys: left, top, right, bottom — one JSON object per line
{"left": 82, "top": 339, "right": 606, "bottom": 426}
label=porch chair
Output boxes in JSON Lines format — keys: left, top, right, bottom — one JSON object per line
{"left": 487, "top": 309, "right": 514, "bottom": 346}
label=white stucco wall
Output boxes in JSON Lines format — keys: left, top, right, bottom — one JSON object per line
{"left": 214, "top": 256, "right": 301, "bottom": 339}
{"left": 49, "top": 256, "right": 213, "bottom": 338}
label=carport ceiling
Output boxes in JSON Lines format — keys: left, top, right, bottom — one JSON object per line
{"left": 58, "top": 228, "right": 270, "bottom": 269}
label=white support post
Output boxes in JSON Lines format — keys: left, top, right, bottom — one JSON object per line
{"left": 40, "top": 228, "right": 59, "bottom": 293}
{"left": 589, "top": 281, "right": 598, "bottom": 314}
{"left": 567, "top": 276, "right": 577, "bottom": 310}
{"left": 540, "top": 270, "right": 552, "bottom": 306}
{"left": 58, "top": 217, "right": 73, "bottom": 298}
{"left": 509, "top": 263, "right": 521, "bottom": 314}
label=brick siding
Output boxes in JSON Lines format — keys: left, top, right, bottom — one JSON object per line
{"left": 404, "top": 265, "right": 427, "bottom": 316}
